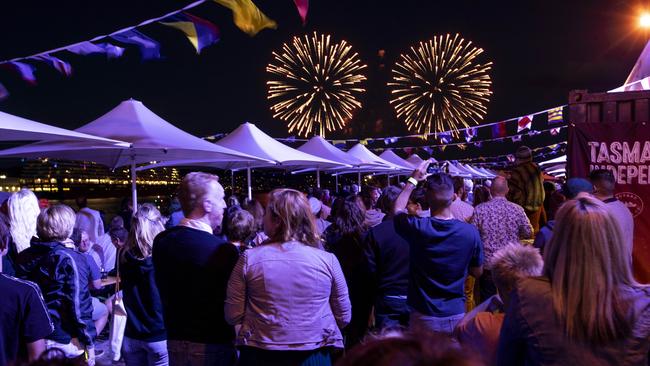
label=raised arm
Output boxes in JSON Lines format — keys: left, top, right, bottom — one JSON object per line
{"left": 393, "top": 159, "right": 432, "bottom": 216}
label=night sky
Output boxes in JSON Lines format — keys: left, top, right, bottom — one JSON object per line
{"left": 0, "top": 0, "right": 647, "bottom": 162}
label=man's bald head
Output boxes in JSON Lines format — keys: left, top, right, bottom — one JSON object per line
{"left": 491, "top": 176, "right": 509, "bottom": 197}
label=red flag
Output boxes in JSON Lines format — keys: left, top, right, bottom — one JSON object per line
{"left": 491, "top": 122, "right": 507, "bottom": 138}
{"left": 517, "top": 114, "right": 533, "bottom": 132}
{"left": 294, "top": 0, "right": 309, "bottom": 25}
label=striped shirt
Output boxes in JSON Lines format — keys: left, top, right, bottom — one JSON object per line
{"left": 508, "top": 162, "right": 545, "bottom": 212}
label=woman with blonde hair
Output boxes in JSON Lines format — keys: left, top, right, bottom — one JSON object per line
{"left": 7, "top": 189, "right": 40, "bottom": 254}
{"left": 226, "top": 188, "right": 351, "bottom": 366}
{"left": 120, "top": 203, "right": 168, "bottom": 366}
{"left": 497, "top": 197, "right": 650, "bottom": 365}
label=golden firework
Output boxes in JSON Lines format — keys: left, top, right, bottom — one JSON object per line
{"left": 267, "top": 32, "right": 367, "bottom": 137}
{"left": 389, "top": 33, "right": 492, "bottom": 136}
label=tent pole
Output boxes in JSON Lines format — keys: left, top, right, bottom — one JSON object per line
{"left": 247, "top": 167, "right": 252, "bottom": 200}
{"left": 231, "top": 170, "right": 235, "bottom": 193}
{"left": 335, "top": 174, "right": 339, "bottom": 193}
{"left": 130, "top": 156, "right": 137, "bottom": 215}
{"left": 357, "top": 172, "right": 361, "bottom": 187}
{"left": 316, "top": 168, "right": 321, "bottom": 188}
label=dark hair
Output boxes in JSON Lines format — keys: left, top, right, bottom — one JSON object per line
{"left": 472, "top": 185, "right": 491, "bottom": 207}
{"left": 241, "top": 198, "right": 264, "bottom": 232}
{"left": 75, "top": 196, "right": 88, "bottom": 208}
{"left": 452, "top": 177, "right": 465, "bottom": 194}
{"left": 332, "top": 195, "right": 366, "bottom": 237}
{"left": 408, "top": 188, "right": 429, "bottom": 210}
{"left": 589, "top": 168, "right": 616, "bottom": 194}
{"left": 543, "top": 181, "right": 556, "bottom": 193}
{"left": 109, "top": 226, "right": 128, "bottom": 243}
{"left": 360, "top": 185, "right": 379, "bottom": 210}
{"left": 425, "top": 173, "right": 454, "bottom": 211}
{"left": 336, "top": 330, "right": 482, "bottom": 366}
{"left": 0, "top": 212, "right": 10, "bottom": 252}
{"left": 225, "top": 207, "right": 255, "bottom": 243}
{"left": 311, "top": 188, "right": 324, "bottom": 201}
{"left": 377, "top": 186, "right": 401, "bottom": 214}
{"left": 589, "top": 169, "right": 615, "bottom": 183}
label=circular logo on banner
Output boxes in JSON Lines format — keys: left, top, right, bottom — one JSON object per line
{"left": 615, "top": 192, "right": 644, "bottom": 218}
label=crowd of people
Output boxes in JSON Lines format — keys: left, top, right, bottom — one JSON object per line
{"left": 0, "top": 145, "right": 648, "bottom": 366}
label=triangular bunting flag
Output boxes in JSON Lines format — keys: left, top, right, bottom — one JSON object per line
{"left": 464, "top": 127, "right": 477, "bottom": 142}
{"left": 550, "top": 127, "right": 561, "bottom": 136}
{"left": 111, "top": 29, "right": 161, "bottom": 60}
{"left": 438, "top": 131, "right": 452, "bottom": 144}
{"left": 35, "top": 55, "right": 73, "bottom": 76}
{"left": 0, "top": 82, "right": 9, "bottom": 100}
{"left": 511, "top": 134, "right": 523, "bottom": 142}
{"left": 8, "top": 62, "right": 37, "bottom": 85}
{"left": 517, "top": 114, "right": 534, "bottom": 132}
{"left": 294, "top": 0, "right": 309, "bottom": 25}
{"left": 161, "top": 13, "right": 220, "bottom": 54}
{"left": 67, "top": 42, "right": 107, "bottom": 55}
{"left": 492, "top": 122, "right": 507, "bottom": 138}
{"left": 96, "top": 43, "right": 125, "bottom": 58}
{"left": 213, "top": 0, "right": 277, "bottom": 36}
{"left": 547, "top": 107, "right": 563, "bottom": 125}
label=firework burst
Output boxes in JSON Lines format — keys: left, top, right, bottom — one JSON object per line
{"left": 389, "top": 34, "right": 493, "bottom": 136}
{"left": 267, "top": 32, "right": 367, "bottom": 137}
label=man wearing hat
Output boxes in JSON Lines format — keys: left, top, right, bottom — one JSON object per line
{"left": 507, "top": 146, "right": 545, "bottom": 232}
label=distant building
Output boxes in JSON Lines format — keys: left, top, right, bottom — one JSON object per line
{"left": 16, "top": 159, "right": 180, "bottom": 196}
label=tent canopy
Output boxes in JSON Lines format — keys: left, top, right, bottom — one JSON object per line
{"left": 296, "top": 136, "right": 362, "bottom": 169}
{"left": 338, "top": 143, "right": 410, "bottom": 173}
{"left": 139, "top": 122, "right": 346, "bottom": 171}
{"left": 0, "top": 99, "right": 263, "bottom": 168}
{"left": 0, "top": 110, "right": 128, "bottom": 145}
{"left": 379, "top": 149, "right": 417, "bottom": 171}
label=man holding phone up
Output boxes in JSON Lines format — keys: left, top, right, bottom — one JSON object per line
{"left": 392, "top": 159, "right": 484, "bottom": 335}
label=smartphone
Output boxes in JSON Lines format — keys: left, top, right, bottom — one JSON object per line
{"left": 427, "top": 165, "right": 440, "bottom": 174}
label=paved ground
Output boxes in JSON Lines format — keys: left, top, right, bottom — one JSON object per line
{"left": 94, "top": 329, "right": 124, "bottom": 366}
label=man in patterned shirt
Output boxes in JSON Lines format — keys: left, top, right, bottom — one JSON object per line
{"left": 471, "top": 176, "right": 533, "bottom": 301}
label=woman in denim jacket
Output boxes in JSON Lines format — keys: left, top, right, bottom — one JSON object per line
{"left": 226, "top": 188, "right": 351, "bottom": 366}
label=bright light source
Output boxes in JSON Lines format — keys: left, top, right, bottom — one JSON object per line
{"left": 640, "top": 13, "right": 650, "bottom": 28}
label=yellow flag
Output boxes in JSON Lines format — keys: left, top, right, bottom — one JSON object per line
{"left": 160, "top": 21, "right": 200, "bottom": 52}
{"left": 214, "top": 0, "right": 277, "bottom": 36}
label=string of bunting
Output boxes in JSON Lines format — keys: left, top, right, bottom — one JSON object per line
{"left": 0, "top": 0, "right": 309, "bottom": 100}
{"left": 270, "top": 105, "right": 567, "bottom": 147}
{"left": 456, "top": 142, "right": 566, "bottom": 167}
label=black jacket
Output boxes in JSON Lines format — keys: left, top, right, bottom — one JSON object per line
{"left": 153, "top": 226, "right": 239, "bottom": 344}
{"left": 121, "top": 250, "right": 166, "bottom": 342}
{"left": 15, "top": 240, "right": 95, "bottom": 346}
{"left": 363, "top": 219, "right": 409, "bottom": 298}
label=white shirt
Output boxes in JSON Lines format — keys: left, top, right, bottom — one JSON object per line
{"left": 179, "top": 218, "right": 213, "bottom": 234}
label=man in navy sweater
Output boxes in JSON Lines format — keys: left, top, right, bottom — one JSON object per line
{"left": 153, "top": 172, "right": 240, "bottom": 366}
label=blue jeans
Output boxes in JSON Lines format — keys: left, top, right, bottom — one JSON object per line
{"left": 167, "top": 340, "right": 236, "bottom": 366}
{"left": 409, "top": 311, "right": 464, "bottom": 336}
{"left": 123, "top": 337, "right": 169, "bottom": 366}
{"left": 375, "top": 295, "right": 410, "bottom": 330}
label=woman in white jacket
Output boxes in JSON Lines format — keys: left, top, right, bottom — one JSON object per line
{"left": 225, "top": 188, "right": 351, "bottom": 366}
